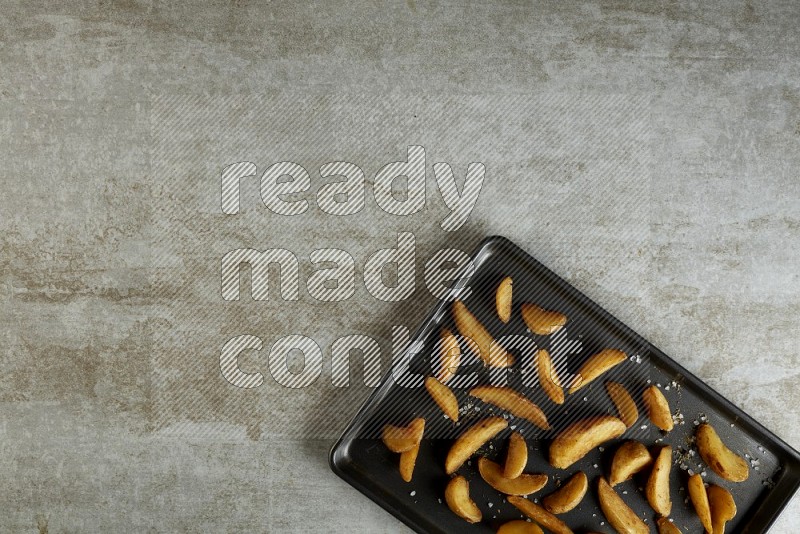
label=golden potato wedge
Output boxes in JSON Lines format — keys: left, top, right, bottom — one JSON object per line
{"left": 643, "top": 385, "right": 674, "bottom": 432}
{"left": 496, "top": 276, "right": 513, "bottom": 323}
{"left": 507, "top": 496, "right": 574, "bottom": 534}
{"left": 549, "top": 416, "right": 626, "bottom": 469}
{"left": 399, "top": 440, "right": 421, "bottom": 482}
{"left": 497, "top": 519, "right": 544, "bottom": 534}
{"left": 504, "top": 431, "right": 528, "bottom": 479}
{"left": 425, "top": 376, "right": 459, "bottom": 422}
{"left": 478, "top": 457, "right": 548, "bottom": 496}
{"left": 521, "top": 303, "right": 567, "bottom": 335}
{"left": 444, "top": 475, "right": 482, "bottom": 524}
{"left": 469, "top": 386, "right": 550, "bottom": 430}
{"left": 536, "top": 349, "right": 564, "bottom": 405}
{"left": 656, "top": 517, "right": 682, "bottom": 534}
{"left": 436, "top": 328, "right": 461, "bottom": 384}
{"left": 445, "top": 416, "right": 508, "bottom": 474}
{"left": 696, "top": 423, "right": 749, "bottom": 482}
{"left": 687, "top": 473, "right": 712, "bottom": 533}
{"left": 452, "top": 300, "right": 514, "bottom": 367}
{"left": 568, "top": 349, "right": 627, "bottom": 393}
{"left": 542, "top": 471, "right": 588, "bottom": 514}
{"left": 382, "top": 418, "right": 425, "bottom": 453}
{"left": 708, "top": 484, "right": 736, "bottom": 534}
{"left": 646, "top": 445, "right": 673, "bottom": 516}
{"left": 597, "top": 477, "right": 649, "bottom": 534}
{"left": 609, "top": 440, "right": 652, "bottom": 486}
{"left": 605, "top": 381, "right": 638, "bottom": 428}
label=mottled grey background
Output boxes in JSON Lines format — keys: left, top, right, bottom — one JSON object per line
{"left": 1, "top": 1, "right": 799, "bottom": 532}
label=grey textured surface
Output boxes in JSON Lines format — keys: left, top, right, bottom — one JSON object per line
{"left": 1, "top": 1, "right": 799, "bottom": 532}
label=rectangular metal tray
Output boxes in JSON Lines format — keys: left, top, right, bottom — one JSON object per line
{"left": 330, "top": 236, "right": 800, "bottom": 533}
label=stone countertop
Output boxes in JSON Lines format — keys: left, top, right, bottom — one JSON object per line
{"left": 1, "top": 1, "right": 798, "bottom": 532}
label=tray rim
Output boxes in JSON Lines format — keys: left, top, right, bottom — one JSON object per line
{"left": 329, "top": 234, "right": 800, "bottom": 533}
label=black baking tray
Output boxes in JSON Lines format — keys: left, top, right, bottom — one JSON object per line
{"left": 329, "top": 236, "right": 800, "bottom": 533}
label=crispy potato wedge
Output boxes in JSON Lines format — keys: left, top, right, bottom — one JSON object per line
{"left": 549, "top": 416, "right": 626, "bottom": 469}
{"left": 507, "top": 496, "right": 574, "bottom": 534}
{"left": 496, "top": 276, "right": 513, "bottom": 323}
{"left": 445, "top": 416, "right": 508, "bottom": 474}
{"left": 382, "top": 418, "right": 425, "bottom": 453}
{"left": 646, "top": 445, "right": 673, "bottom": 516}
{"left": 504, "top": 431, "right": 528, "bottom": 479}
{"left": 656, "top": 517, "right": 682, "bottom": 534}
{"left": 643, "top": 385, "right": 674, "bottom": 432}
{"left": 687, "top": 473, "right": 712, "bottom": 533}
{"left": 470, "top": 386, "right": 550, "bottom": 430}
{"left": 609, "top": 440, "right": 652, "bottom": 486}
{"left": 708, "top": 484, "right": 737, "bottom": 534}
{"left": 521, "top": 303, "right": 567, "bottom": 335}
{"left": 425, "top": 376, "right": 459, "bottom": 422}
{"left": 399, "top": 440, "right": 421, "bottom": 482}
{"left": 568, "top": 349, "right": 627, "bottom": 393}
{"left": 478, "top": 457, "right": 548, "bottom": 496}
{"left": 536, "top": 349, "right": 564, "bottom": 405}
{"left": 444, "top": 475, "right": 482, "bottom": 524}
{"left": 436, "top": 328, "right": 461, "bottom": 384}
{"left": 597, "top": 477, "right": 649, "bottom": 534}
{"left": 497, "top": 519, "right": 544, "bottom": 534}
{"left": 696, "top": 423, "right": 749, "bottom": 482}
{"left": 542, "top": 471, "right": 588, "bottom": 514}
{"left": 453, "top": 300, "right": 514, "bottom": 367}
{"left": 605, "top": 381, "right": 638, "bottom": 428}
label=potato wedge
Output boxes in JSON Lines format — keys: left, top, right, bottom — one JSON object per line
{"left": 656, "top": 517, "right": 682, "bottom": 534}
{"left": 521, "top": 303, "right": 567, "bottom": 335}
{"left": 382, "top": 418, "right": 425, "bottom": 453}
{"left": 542, "top": 471, "right": 588, "bottom": 514}
{"left": 478, "top": 457, "right": 548, "bottom": 496}
{"left": 496, "top": 276, "right": 513, "bottom": 323}
{"left": 436, "top": 328, "right": 461, "bottom": 384}
{"left": 507, "top": 496, "right": 574, "bottom": 534}
{"left": 444, "top": 475, "right": 482, "bottom": 524}
{"left": 568, "top": 349, "right": 627, "bottom": 393}
{"left": 597, "top": 477, "right": 649, "bottom": 534}
{"left": 605, "top": 381, "right": 638, "bottom": 428}
{"left": 399, "top": 440, "right": 421, "bottom": 482}
{"left": 470, "top": 386, "right": 550, "bottom": 430}
{"left": 536, "top": 349, "right": 564, "bottom": 405}
{"left": 643, "top": 385, "right": 674, "bottom": 432}
{"left": 497, "top": 520, "right": 544, "bottom": 534}
{"left": 425, "top": 376, "right": 459, "bottom": 422}
{"left": 445, "top": 416, "right": 508, "bottom": 474}
{"left": 696, "top": 423, "right": 749, "bottom": 482}
{"left": 549, "top": 416, "right": 626, "bottom": 469}
{"left": 646, "top": 445, "right": 673, "bottom": 517}
{"left": 504, "top": 431, "right": 528, "bottom": 479}
{"left": 453, "top": 300, "right": 514, "bottom": 367}
{"left": 687, "top": 473, "right": 712, "bottom": 533}
{"left": 609, "top": 441, "right": 652, "bottom": 486}
{"left": 708, "top": 484, "right": 736, "bottom": 534}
